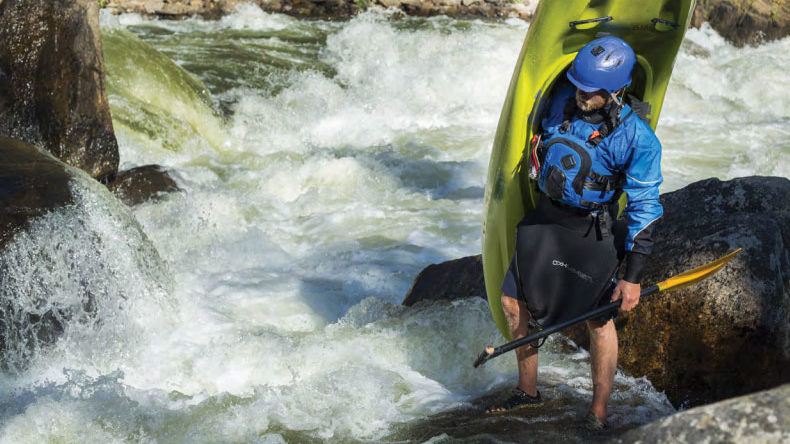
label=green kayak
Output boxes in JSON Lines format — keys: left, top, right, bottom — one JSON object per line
{"left": 482, "top": 0, "right": 696, "bottom": 339}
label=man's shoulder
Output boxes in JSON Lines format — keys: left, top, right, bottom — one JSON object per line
{"left": 620, "top": 105, "right": 661, "bottom": 149}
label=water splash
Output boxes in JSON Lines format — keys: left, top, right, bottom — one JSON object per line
{"left": 658, "top": 23, "right": 790, "bottom": 191}
{"left": 0, "top": 168, "right": 172, "bottom": 375}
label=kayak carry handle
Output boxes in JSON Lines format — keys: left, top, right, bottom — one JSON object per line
{"left": 651, "top": 18, "right": 679, "bottom": 29}
{"left": 569, "top": 16, "right": 613, "bottom": 29}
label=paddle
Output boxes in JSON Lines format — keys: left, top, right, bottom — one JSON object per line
{"left": 473, "top": 248, "right": 742, "bottom": 368}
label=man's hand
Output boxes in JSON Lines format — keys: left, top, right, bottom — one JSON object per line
{"left": 611, "top": 279, "right": 640, "bottom": 312}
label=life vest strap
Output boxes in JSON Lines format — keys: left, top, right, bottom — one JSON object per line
{"left": 584, "top": 171, "right": 622, "bottom": 192}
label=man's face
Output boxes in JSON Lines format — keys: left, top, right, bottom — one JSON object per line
{"left": 575, "top": 88, "right": 610, "bottom": 112}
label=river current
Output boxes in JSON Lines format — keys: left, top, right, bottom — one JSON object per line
{"left": 0, "top": 5, "right": 788, "bottom": 443}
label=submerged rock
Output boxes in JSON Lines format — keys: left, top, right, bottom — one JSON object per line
{"left": 107, "top": 165, "right": 181, "bottom": 207}
{"left": 609, "top": 384, "right": 790, "bottom": 444}
{"left": 0, "top": 0, "right": 119, "bottom": 181}
{"left": 402, "top": 255, "right": 485, "bottom": 306}
{"left": 0, "top": 137, "right": 172, "bottom": 372}
{"left": 0, "top": 137, "right": 74, "bottom": 370}
{"left": 405, "top": 176, "right": 790, "bottom": 408}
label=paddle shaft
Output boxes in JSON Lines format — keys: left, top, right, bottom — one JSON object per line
{"left": 474, "top": 284, "right": 658, "bottom": 367}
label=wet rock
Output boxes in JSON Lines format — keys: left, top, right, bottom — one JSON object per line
{"left": 0, "top": 0, "right": 119, "bottom": 181}
{"left": 402, "top": 255, "right": 485, "bottom": 306}
{"left": 107, "top": 165, "right": 181, "bottom": 207}
{"left": 0, "top": 137, "right": 74, "bottom": 249}
{"left": 691, "top": 0, "right": 790, "bottom": 47}
{"left": 565, "top": 176, "right": 790, "bottom": 407}
{"left": 0, "top": 136, "right": 74, "bottom": 370}
{"left": 609, "top": 384, "right": 790, "bottom": 444}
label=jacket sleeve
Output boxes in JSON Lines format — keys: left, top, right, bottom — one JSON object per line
{"left": 620, "top": 122, "right": 663, "bottom": 283}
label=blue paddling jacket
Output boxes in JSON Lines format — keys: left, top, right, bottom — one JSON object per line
{"left": 539, "top": 85, "right": 663, "bottom": 282}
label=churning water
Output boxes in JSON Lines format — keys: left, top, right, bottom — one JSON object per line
{"left": 1, "top": 4, "right": 788, "bottom": 443}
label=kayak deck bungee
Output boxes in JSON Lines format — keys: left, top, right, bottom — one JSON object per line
{"left": 482, "top": 0, "right": 696, "bottom": 340}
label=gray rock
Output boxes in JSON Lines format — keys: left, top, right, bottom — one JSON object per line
{"left": 402, "top": 255, "right": 485, "bottom": 306}
{"left": 107, "top": 165, "right": 181, "bottom": 207}
{"left": 609, "top": 384, "right": 790, "bottom": 444}
{"left": 0, "top": 0, "right": 119, "bottom": 181}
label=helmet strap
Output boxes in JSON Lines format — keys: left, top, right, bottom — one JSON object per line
{"left": 610, "top": 89, "right": 625, "bottom": 108}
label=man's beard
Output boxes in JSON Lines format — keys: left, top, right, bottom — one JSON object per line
{"left": 576, "top": 92, "right": 609, "bottom": 112}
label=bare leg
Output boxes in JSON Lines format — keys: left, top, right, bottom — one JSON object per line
{"left": 487, "top": 294, "right": 539, "bottom": 413}
{"left": 502, "top": 295, "right": 538, "bottom": 395}
{"left": 587, "top": 318, "right": 617, "bottom": 422}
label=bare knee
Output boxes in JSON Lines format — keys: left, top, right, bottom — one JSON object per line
{"left": 502, "top": 294, "right": 528, "bottom": 337}
{"left": 587, "top": 319, "right": 616, "bottom": 340}
{"left": 502, "top": 294, "right": 520, "bottom": 316}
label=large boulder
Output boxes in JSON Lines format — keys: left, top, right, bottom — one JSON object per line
{"left": 565, "top": 176, "right": 790, "bottom": 407}
{"left": 609, "top": 384, "right": 790, "bottom": 444}
{"left": 691, "top": 0, "right": 790, "bottom": 47}
{"left": 0, "top": 0, "right": 119, "bottom": 182}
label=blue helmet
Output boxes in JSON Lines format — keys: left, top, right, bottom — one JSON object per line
{"left": 567, "top": 36, "right": 636, "bottom": 93}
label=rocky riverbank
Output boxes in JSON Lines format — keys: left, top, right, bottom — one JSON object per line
{"left": 100, "top": 0, "right": 790, "bottom": 47}
{"left": 100, "top": 0, "right": 537, "bottom": 21}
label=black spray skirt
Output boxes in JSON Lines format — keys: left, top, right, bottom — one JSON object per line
{"left": 511, "top": 198, "right": 625, "bottom": 328}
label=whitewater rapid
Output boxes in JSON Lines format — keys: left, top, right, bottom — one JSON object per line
{"left": 0, "top": 5, "right": 787, "bottom": 443}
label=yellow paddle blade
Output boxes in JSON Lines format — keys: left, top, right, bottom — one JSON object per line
{"left": 656, "top": 248, "right": 742, "bottom": 292}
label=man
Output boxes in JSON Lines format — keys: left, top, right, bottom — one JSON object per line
{"left": 486, "top": 36, "right": 663, "bottom": 430}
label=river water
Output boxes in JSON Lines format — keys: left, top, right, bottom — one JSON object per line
{"left": 0, "top": 5, "right": 788, "bottom": 443}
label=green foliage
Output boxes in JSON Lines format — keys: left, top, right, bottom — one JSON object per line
{"left": 98, "top": 0, "right": 109, "bottom": 7}
{"left": 355, "top": 0, "right": 369, "bottom": 10}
